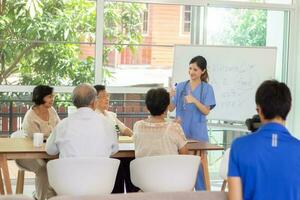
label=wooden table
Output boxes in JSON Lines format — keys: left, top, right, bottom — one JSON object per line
{"left": 0, "top": 138, "right": 223, "bottom": 194}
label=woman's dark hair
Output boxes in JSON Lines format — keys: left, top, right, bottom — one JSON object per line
{"left": 255, "top": 80, "right": 291, "bottom": 120}
{"left": 94, "top": 85, "right": 106, "bottom": 95}
{"left": 189, "top": 55, "right": 209, "bottom": 82}
{"left": 146, "top": 88, "right": 170, "bottom": 116}
{"left": 32, "top": 85, "right": 54, "bottom": 105}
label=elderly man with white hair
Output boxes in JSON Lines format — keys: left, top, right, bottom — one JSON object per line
{"left": 46, "top": 83, "right": 118, "bottom": 158}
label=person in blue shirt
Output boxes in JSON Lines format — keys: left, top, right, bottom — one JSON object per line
{"left": 228, "top": 80, "right": 300, "bottom": 200}
{"left": 169, "top": 55, "right": 216, "bottom": 190}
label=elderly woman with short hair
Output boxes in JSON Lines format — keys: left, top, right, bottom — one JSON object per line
{"left": 133, "top": 88, "right": 188, "bottom": 158}
{"left": 17, "top": 85, "right": 60, "bottom": 200}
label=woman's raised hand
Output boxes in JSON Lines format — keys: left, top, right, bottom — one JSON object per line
{"left": 185, "top": 90, "right": 196, "bottom": 104}
{"left": 169, "top": 87, "right": 176, "bottom": 98}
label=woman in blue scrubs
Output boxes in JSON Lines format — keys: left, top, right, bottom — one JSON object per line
{"left": 169, "top": 55, "right": 216, "bottom": 190}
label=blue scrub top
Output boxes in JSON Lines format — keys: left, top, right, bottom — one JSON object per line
{"left": 228, "top": 123, "right": 300, "bottom": 200}
{"left": 171, "top": 81, "right": 216, "bottom": 141}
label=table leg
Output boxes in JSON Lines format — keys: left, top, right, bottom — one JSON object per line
{"left": 0, "top": 155, "right": 12, "bottom": 194}
{"left": 200, "top": 150, "right": 211, "bottom": 191}
{"left": 0, "top": 169, "right": 4, "bottom": 194}
{"left": 16, "top": 170, "right": 25, "bottom": 194}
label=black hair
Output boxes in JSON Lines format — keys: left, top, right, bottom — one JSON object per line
{"left": 32, "top": 85, "right": 54, "bottom": 105}
{"left": 255, "top": 80, "right": 291, "bottom": 120}
{"left": 146, "top": 88, "right": 170, "bottom": 116}
{"left": 189, "top": 55, "right": 209, "bottom": 82}
{"left": 94, "top": 85, "right": 106, "bottom": 95}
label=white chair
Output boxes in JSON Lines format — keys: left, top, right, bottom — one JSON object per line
{"left": 219, "top": 148, "right": 231, "bottom": 191}
{"left": 10, "top": 130, "right": 27, "bottom": 194}
{"left": 130, "top": 155, "right": 200, "bottom": 192}
{"left": 47, "top": 157, "right": 120, "bottom": 196}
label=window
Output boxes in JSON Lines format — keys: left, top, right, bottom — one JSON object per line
{"left": 220, "top": 0, "right": 291, "bottom": 4}
{"left": 103, "top": 2, "right": 191, "bottom": 87}
{"left": 142, "top": 4, "right": 149, "bottom": 34}
{"left": 182, "top": 5, "right": 191, "bottom": 33}
{"left": 0, "top": 0, "right": 291, "bottom": 88}
{"left": 206, "top": 7, "right": 288, "bottom": 80}
{"left": 0, "top": 0, "right": 96, "bottom": 86}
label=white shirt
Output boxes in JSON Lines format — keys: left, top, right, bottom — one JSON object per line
{"left": 46, "top": 107, "right": 118, "bottom": 158}
{"left": 95, "top": 109, "right": 127, "bottom": 133}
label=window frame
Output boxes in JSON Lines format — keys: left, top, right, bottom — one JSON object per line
{"left": 181, "top": 5, "right": 192, "bottom": 34}
{"left": 142, "top": 4, "right": 149, "bottom": 35}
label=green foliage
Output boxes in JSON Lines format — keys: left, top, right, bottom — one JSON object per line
{"left": 0, "top": 0, "right": 144, "bottom": 86}
{"left": 218, "top": 9, "right": 267, "bottom": 46}
{"left": 103, "top": 2, "right": 145, "bottom": 65}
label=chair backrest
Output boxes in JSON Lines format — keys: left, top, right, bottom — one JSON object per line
{"left": 10, "top": 130, "right": 26, "bottom": 138}
{"left": 219, "top": 148, "right": 231, "bottom": 180}
{"left": 130, "top": 155, "right": 200, "bottom": 192}
{"left": 47, "top": 157, "right": 120, "bottom": 196}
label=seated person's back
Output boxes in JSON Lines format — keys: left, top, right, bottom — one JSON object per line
{"left": 228, "top": 80, "right": 300, "bottom": 200}
{"left": 133, "top": 88, "right": 188, "bottom": 158}
{"left": 134, "top": 120, "right": 187, "bottom": 157}
{"left": 46, "top": 83, "right": 118, "bottom": 158}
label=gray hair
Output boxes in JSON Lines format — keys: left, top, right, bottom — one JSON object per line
{"left": 72, "top": 83, "right": 97, "bottom": 108}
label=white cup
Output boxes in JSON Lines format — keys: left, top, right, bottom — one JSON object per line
{"left": 33, "top": 133, "right": 44, "bottom": 147}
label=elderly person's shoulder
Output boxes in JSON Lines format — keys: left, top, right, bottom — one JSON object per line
{"left": 132, "top": 120, "right": 145, "bottom": 134}
{"left": 66, "top": 107, "right": 97, "bottom": 118}
{"left": 49, "top": 106, "right": 58, "bottom": 114}
{"left": 23, "top": 106, "right": 34, "bottom": 117}
{"left": 105, "top": 110, "right": 117, "bottom": 118}
{"left": 53, "top": 115, "right": 69, "bottom": 128}
{"left": 168, "top": 121, "right": 182, "bottom": 128}
{"left": 24, "top": 106, "right": 57, "bottom": 118}
{"left": 94, "top": 109, "right": 110, "bottom": 120}
{"left": 166, "top": 121, "right": 184, "bottom": 133}
{"left": 67, "top": 107, "right": 110, "bottom": 125}
{"left": 22, "top": 107, "right": 39, "bottom": 125}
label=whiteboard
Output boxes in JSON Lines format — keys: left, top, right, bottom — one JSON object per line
{"left": 172, "top": 45, "right": 277, "bottom": 122}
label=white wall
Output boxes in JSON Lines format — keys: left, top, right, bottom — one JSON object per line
{"left": 289, "top": 0, "right": 300, "bottom": 138}
{"left": 266, "top": 11, "right": 284, "bottom": 80}
{"left": 294, "top": 3, "right": 300, "bottom": 138}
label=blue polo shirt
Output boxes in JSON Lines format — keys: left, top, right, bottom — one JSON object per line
{"left": 228, "top": 122, "right": 300, "bottom": 200}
